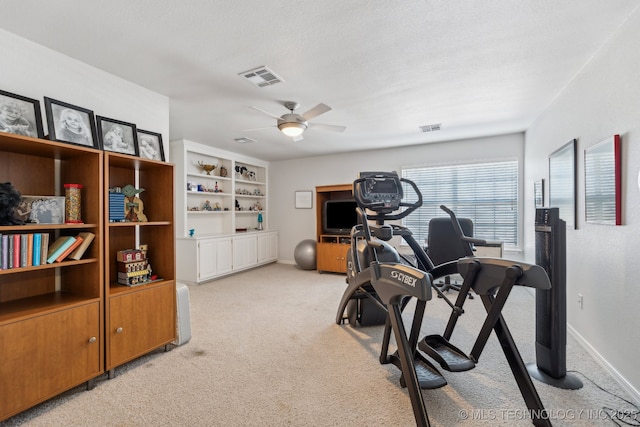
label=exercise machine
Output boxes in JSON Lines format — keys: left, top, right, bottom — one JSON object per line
{"left": 336, "top": 171, "right": 553, "bottom": 427}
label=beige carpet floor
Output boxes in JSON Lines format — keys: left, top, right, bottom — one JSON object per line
{"left": 2, "top": 263, "right": 638, "bottom": 426}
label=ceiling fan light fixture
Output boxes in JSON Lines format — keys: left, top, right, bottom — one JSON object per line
{"left": 278, "top": 122, "right": 307, "bottom": 137}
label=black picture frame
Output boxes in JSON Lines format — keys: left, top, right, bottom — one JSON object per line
{"left": 96, "top": 116, "right": 138, "bottom": 156}
{"left": 43, "top": 97, "right": 99, "bottom": 148}
{"left": 136, "top": 129, "right": 165, "bottom": 161}
{"left": 549, "top": 139, "right": 577, "bottom": 229}
{"left": 0, "top": 89, "right": 45, "bottom": 138}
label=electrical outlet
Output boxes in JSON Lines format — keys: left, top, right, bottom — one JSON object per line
{"left": 578, "top": 293, "right": 583, "bottom": 310}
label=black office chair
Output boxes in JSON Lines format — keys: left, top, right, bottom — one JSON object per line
{"left": 425, "top": 206, "right": 485, "bottom": 296}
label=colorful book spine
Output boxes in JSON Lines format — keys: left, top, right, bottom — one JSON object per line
{"left": 1, "top": 234, "right": 7, "bottom": 269}
{"left": 20, "top": 234, "right": 28, "bottom": 267}
{"left": 26, "top": 234, "right": 34, "bottom": 267}
{"left": 40, "top": 233, "right": 49, "bottom": 265}
{"left": 13, "top": 234, "right": 20, "bottom": 269}
{"left": 32, "top": 233, "right": 42, "bottom": 267}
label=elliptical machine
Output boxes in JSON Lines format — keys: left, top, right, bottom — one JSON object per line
{"left": 336, "top": 171, "right": 554, "bottom": 427}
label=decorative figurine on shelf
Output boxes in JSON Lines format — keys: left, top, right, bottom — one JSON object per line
{"left": 202, "top": 200, "right": 213, "bottom": 211}
{"left": 189, "top": 229, "right": 195, "bottom": 237}
{"left": 257, "top": 211, "right": 263, "bottom": 230}
{"left": 235, "top": 199, "right": 241, "bottom": 211}
{"left": 0, "top": 182, "right": 24, "bottom": 226}
{"left": 214, "top": 181, "right": 219, "bottom": 192}
{"left": 219, "top": 165, "right": 228, "bottom": 177}
{"left": 213, "top": 202, "right": 222, "bottom": 211}
{"left": 122, "top": 184, "right": 148, "bottom": 222}
{"left": 197, "top": 161, "right": 217, "bottom": 175}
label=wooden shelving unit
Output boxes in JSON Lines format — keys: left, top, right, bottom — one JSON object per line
{"left": 315, "top": 184, "right": 353, "bottom": 274}
{"left": 0, "top": 132, "right": 104, "bottom": 421}
{"left": 103, "top": 152, "right": 176, "bottom": 375}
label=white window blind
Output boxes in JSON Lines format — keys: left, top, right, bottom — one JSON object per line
{"left": 401, "top": 161, "right": 518, "bottom": 247}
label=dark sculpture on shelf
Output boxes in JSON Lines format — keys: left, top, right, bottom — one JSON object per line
{"left": 0, "top": 182, "right": 25, "bottom": 226}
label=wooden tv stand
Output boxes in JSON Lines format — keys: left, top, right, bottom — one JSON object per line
{"left": 315, "top": 184, "right": 353, "bottom": 273}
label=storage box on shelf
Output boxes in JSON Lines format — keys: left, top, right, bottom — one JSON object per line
{"left": 171, "top": 139, "right": 277, "bottom": 284}
{"left": 0, "top": 132, "right": 103, "bottom": 421}
{"left": 104, "top": 152, "right": 176, "bottom": 376}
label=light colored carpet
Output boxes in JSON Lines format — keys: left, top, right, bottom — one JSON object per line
{"left": 2, "top": 263, "right": 638, "bottom": 426}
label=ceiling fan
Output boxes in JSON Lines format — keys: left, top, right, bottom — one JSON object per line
{"left": 246, "top": 101, "right": 346, "bottom": 141}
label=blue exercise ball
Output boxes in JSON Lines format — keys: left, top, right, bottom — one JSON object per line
{"left": 294, "top": 239, "right": 317, "bottom": 270}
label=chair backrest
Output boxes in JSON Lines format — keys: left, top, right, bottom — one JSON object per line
{"left": 426, "top": 217, "right": 474, "bottom": 266}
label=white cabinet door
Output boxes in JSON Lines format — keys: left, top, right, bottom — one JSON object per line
{"left": 258, "top": 231, "right": 278, "bottom": 263}
{"left": 198, "top": 237, "right": 233, "bottom": 281}
{"left": 198, "top": 239, "right": 219, "bottom": 281}
{"left": 233, "top": 234, "right": 258, "bottom": 271}
{"left": 215, "top": 237, "right": 233, "bottom": 275}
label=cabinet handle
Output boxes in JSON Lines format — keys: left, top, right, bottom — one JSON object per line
{"left": 116, "top": 327, "right": 123, "bottom": 334}
{"left": 88, "top": 336, "right": 97, "bottom": 343}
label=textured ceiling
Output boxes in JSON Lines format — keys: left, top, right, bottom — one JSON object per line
{"left": 0, "top": 1, "right": 637, "bottom": 161}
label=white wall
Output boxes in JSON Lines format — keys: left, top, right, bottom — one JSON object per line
{"left": 0, "top": 29, "right": 169, "bottom": 157}
{"left": 524, "top": 10, "right": 640, "bottom": 399}
{"left": 270, "top": 132, "right": 524, "bottom": 264}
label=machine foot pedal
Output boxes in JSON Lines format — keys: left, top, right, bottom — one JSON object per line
{"left": 388, "top": 351, "right": 447, "bottom": 389}
{"left": 419, "top": 334, "right": 475, "bottom": 372}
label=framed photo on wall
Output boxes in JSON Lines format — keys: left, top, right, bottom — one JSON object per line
{"left": 534, "top": 179, "right": 544, "bottom": 208}
{"left": 44, "top": 97, "right": 99, "bottom": 148}
{"left": 0, "top": 89, "right": 44, "bottom": 138}
{"left": 584, "top": 134, "right": 621, "bottom": 225}
{"left": 136, "top": 129, "right": 165, "bottom": 161}
{"left": 549, "top": 139, "right": 577, "bottom": 229}
{"left": 96, "top": 116, "right": 138, "bottom": 156}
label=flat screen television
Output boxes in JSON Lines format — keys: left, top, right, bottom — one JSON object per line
{"left": 323, "top": 199, "right": 359, "bottom": 235}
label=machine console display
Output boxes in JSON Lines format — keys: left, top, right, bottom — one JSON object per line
{"left": 356, "top": 171, "right": 403, "bottom": 211}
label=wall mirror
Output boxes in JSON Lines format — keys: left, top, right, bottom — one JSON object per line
{"left": 584, "top": 134, "right": 621, "bottom": 225}
{"left": 549, "top": 139, "right": 577, "bottom": 229}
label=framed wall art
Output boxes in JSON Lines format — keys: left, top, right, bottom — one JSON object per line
{"left": 44, "top": 97, "right": 99, "bottom": 148}
{"left": 295, "top": 190, "right": 313, "bottom": 209}
{"left": 584, "top": 134, "right": 621, "bottom": 225}
{"left": 0, "top": 89, "right": 44, "bottom": 138}
{"left": 534, "top": 179, "right": 544, "bottom": 208}
{"left": 136, "top": 129, "right": 165, "bottom": 161}
{"left": 549, "top": 139, "right": 577, "bottom": 229}
{"left": 96, "top": 116, "right": 138, "bottom": 156}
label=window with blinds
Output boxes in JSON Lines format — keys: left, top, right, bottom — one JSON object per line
{"left": 401, "top": 161, "right": 518, "bottom": 248}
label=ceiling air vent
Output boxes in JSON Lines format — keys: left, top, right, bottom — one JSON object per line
{"left": 239, "top": 66, "right": 284, "bottom": 87}
{"left": 234, "top": 137, "right": 256, "bottom": 144}
{"left": 419, "top": 123, "right": 442, "bottom": 133}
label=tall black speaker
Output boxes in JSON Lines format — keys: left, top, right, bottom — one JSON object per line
{"left": 527, "top": 207, "right": 582, "bottom": 389}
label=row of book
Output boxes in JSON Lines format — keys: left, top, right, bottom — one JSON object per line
{"left": 0, "top": 232, "right": 95, "bottom": 270}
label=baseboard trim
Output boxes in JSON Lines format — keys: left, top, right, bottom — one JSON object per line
{"left": 568, "top": 323, "right": 640, "bottom": 405}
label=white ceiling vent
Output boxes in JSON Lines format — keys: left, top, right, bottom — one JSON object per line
{"left": 234, "top": 137, "right": 256, "bottom": 144}
{"left": 239, "top": 66, "right": 284, "bottom": 87}
{"left": 419, "top": 123, "right": 442, "bottom": 133}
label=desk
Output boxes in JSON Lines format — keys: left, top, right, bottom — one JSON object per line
{"left": 474, "top": 241, "right": 503, "bottom": 258}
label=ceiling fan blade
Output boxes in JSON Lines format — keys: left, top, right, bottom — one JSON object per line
{"left": 249, "top": 106, "right": 282, "bottom": 120}
{"left": 292, "top": 134, "right": 304, "bottom": 142}
{"left": 308, "top": 122, "right": 346, "bottom": 133}
{"left": 243, "top": 125, "right": 275, "bottom": 132}
{"left": 302, "top": 103, "right": 331, "bottom": 121}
